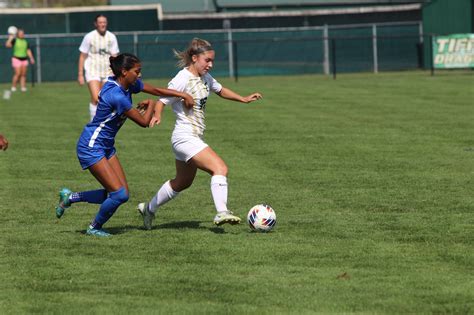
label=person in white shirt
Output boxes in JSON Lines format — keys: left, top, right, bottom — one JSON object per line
{"left": 137, "top": 38, "right": 262, "bottom": 229}
{"left": 78, "top": 14, "right": 119, "bottom": 121}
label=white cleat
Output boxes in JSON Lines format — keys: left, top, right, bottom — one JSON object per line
{"left": 137, "top": 202, "right": 155, "bottom": 230}
{"left": 213, "top": 211, "right": 241, "bottom": 226}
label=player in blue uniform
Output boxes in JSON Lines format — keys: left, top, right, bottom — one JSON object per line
{"left": 55, "top": 53, "right": 193, "bottom": 237}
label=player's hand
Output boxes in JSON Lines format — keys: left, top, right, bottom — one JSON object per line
{"left": 182, "top": 93, "right": 194, "bottom": 108}
{"left": 30, "top": 58, "right": 35, "bottom": 65}
{"left": 243, "top": 93, "right": 262, "bottom": 103}
{"left": 149, "top": 115, "right": 161, "bottom": 128}
{"left": 137, "top": 100, "right": 154, "bottom": 116}
{"left": 78, "top": 74, "right": 85, "bottom": 85}
{"left": 136, "top": 106, "right": 146, "bottom": 116}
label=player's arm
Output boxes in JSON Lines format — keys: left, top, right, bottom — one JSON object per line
{"left": 5, "top": 35, "right": 14, "bottom": 48}
{"left": 149, "top": 100, "right": 165, "bottom": 128}
{"left": 110, "top": 34, "right": 119, "bottom": 58}
{"left": 142, "top": 83, "right": 194, "bottom": 108}
{"left": 27, "top": 48, "right": 35, "bottom": 64}
{"left": 125, "top": 99, "right": 157, "bottom": 128}
{"left": 216, "top": 87, "right": 262, "bottom": 103}
{"left": 77, "top": 52, "right": 87, "bottom": 85}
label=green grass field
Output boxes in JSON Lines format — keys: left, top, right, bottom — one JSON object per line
{"left": 0, "top": 71, "right": 473, "bottom": 314}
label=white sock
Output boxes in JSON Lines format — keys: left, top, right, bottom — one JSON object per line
{"left": 211, "top": 175, "right": 228, "bottom": 213}
{"left": 89, "top": 103, "right": 97, "bottom": 121}
{"left": 149, "top": 180, "right": 179, "bottom": 213}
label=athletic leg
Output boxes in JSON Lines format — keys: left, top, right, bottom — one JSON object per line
{"left": 137, "top": 160, "right": 197, "bottom": 230}
{"left": 56, "top": 153, "right": 127, "bottom": 219}
{"left": 88, "top": 157, "right": 123, "bottom": 192}
{"left": 11, "top": 67, "right": 21, "bottom": 91}
{"left": 107, "top": 154, "right": 129, "bottom": 193}
{"left": 150, "top": 159, "right": 196, "bottom": 210}
{"left": 189, "top": 147, "right": 240, "bottom": 225}
{"left": 87, "top": 80, "right": 102, "bottom": 121}
{"left": 189, "top": 146, "right": 227, "bottom": 177}
{"left": 20, "top": 65, "right": 27, "bottom": 91}
{"left": 190, "top": 147, "right": 229, "bottom": 212}
{"left": 55, "top": 187, "right": 108, "bottom": 219}
{"left": 86, "top": 157, "right": 129, "bottom": 235}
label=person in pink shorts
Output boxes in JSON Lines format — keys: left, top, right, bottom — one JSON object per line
{"left": 5, "top": 28, "right": 35, "bottom": 92}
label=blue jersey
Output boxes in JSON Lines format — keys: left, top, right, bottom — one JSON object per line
{"left": 78, "top": 77, "right": 144, "bottom": 150}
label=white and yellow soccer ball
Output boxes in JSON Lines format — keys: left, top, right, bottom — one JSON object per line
{"left": 7, "top": 26, "right": 18, "bottom": 36}
{"left": 247, "top": 204, "right": 276, "bottom": 232}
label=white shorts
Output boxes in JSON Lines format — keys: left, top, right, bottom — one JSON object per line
{"left": 85, "top": 71, "right": 109, "bottom": 83}
{"left": 171, "top": 134, "right": 208, "bottom": 162}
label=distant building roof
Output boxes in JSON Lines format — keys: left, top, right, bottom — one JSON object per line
{"left": 110, "top": 0, "right": 216, "bottom": 13}
{"left": 109, "top": 0, "right": 428, "bottom": 13}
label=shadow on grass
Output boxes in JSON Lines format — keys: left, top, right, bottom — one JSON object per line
{"left": 155, "top": 220, "right": 205, "bottom": 230}
{"left": 155, "top": 221, "right": 228, "bottom": 234}
{"left": 76, "top": 224, "right": 138, "bottom": 235}
{"left": 75, "top": 221, "right": 230, "bottom": 234}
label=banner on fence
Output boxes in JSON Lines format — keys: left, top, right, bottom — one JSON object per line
{"left": 433, "top": 34, "right": 474, "bottom": 69}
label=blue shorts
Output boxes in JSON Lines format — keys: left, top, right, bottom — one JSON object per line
{"left": 77, "top": 142, "right": 116, "bottom": 170}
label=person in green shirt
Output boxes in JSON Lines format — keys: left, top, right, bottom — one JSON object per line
{"left": 5, "top": 28, "right": 35, "bottom": 92}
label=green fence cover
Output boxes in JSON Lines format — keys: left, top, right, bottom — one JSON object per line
{"left": 0, "top": 23, "right": 422, "bottom": 83}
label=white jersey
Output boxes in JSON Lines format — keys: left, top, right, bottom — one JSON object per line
{"left": 79, "top": 30, "right": 119, "bottom": 78}
{"left": 161, "top": 68, "right": 222, "bottom": 138}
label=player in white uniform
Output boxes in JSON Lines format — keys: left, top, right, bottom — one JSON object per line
{"left": 78, "top": 14, "right": 119, "bottom": 121}
{"left": 137, "top": 38, "right": 262, "bottom": 229}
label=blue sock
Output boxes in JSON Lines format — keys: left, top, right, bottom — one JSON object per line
{"left": 70, "top": 189, "right": 107, "bottom": 204}
{"left": 91, "top": 187, "right": 129, "bottom": 229}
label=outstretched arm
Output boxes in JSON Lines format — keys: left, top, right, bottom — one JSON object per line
{"left": 216, "top": 87, "right": 262, "bottom": 103}
{"left": 125, "top": 99, "right": 157, "bottom": 127}
{"left": 142, "top": 83, "right": 194, "bottom": 108}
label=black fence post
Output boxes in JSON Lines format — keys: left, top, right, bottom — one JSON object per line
{"left": 331, "top": 38, "right": 336, "bottom": 80}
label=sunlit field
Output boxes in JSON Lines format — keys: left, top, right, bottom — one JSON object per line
{"left": 0, "top": 71, "right": 473, "bottom": 313}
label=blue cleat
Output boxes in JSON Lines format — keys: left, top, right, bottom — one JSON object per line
{"left": 55, "top": 188, "right": 72, "bottom": 219}
{"left": 86, "top": 226, "right": 111, "bottom": 237}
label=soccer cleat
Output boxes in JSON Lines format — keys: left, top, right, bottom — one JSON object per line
{"left": 137, "top": 202, "right": 155, "bottom": 230}
{"left": 55, "top": 188, "right": 72, "bottom": 219}
{"left": 86, "top": 226, "right": 111, "bottom": 237}
{"left": 213, "top": 211, "right": 241, "bottom": 226}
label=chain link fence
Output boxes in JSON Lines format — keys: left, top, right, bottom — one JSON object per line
{"left": 0, "top": 21, "right": 424, "bottom": 84}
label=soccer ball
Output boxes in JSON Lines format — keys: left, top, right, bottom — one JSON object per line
{"left": 7, "top": 26, "right": 17, "bottom": 36}
{"left": 247, "top": 204, "right": 276, "bottom": 232}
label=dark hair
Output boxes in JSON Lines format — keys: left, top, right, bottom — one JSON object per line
{"left": 95, "top": 14, "right": 107, "bottom": 22}
{"left": 109, "top": 53, "right": 140, "bottom": 77}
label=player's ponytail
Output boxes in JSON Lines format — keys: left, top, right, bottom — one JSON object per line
{"left": 109, "top": 53, "right": 140, "bottom": 77}
{"left": 174, "top": 38, "right": 213, "bottom": 68}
